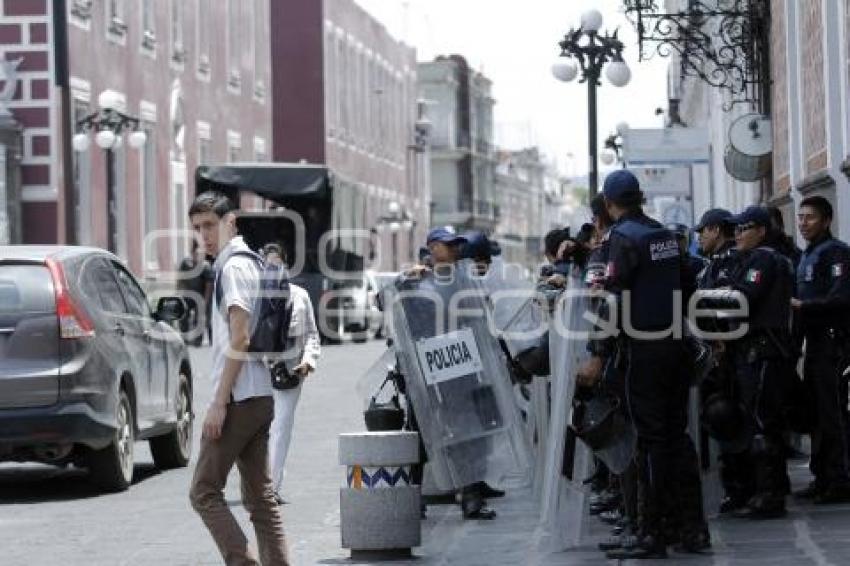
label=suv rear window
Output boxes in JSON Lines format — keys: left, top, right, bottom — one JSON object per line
{"left": 0, "top": 264, "right": 55, "bottom": 313}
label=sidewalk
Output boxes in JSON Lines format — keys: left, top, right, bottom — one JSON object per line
{"left": 360, "top": 458, "right": 850, "bottom": 566}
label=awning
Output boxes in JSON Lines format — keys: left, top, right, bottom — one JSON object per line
{"left": 194, "top": 163, "right": 332, "bottom": 203}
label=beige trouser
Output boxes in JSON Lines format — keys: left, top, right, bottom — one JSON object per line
{"left": 189, "top": 396, "right": 289, "bottom": 566}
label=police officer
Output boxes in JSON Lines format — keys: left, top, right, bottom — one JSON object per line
{"left": 792, "top": 196, "right": 850, "bottom": 503}
{"left": 694, "top": 208, "right": 758, "bottom": 513}
{"left": 579, "top": 170, "right": 708, "bottom": 558}
{"left": 398, "top": 228, "right": 502, "bottom": 520}
{"left": 722, "top": 205, "right": 794, "bottom": 518}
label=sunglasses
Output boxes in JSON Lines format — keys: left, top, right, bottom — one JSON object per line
{"left": 734, "top": 222, "right": 759, "bottom": 234}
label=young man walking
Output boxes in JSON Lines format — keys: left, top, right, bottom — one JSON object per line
{"left": 188, "top": 191, "right": 289, "bottom": 565}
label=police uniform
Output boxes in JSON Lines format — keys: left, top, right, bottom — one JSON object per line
{"left": 725, "top": 207, "right": 795, "bottom": 518}
{"left": 796, "top": 233, "right": 850, "bottom": 501}
{"left": 693, "top": 211, "right": 754, "bottom": 512}
{"left": 599, "top": 171, "right": 706, "bottom": 559}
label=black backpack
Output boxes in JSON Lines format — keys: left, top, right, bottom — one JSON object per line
{"left": 214, "top": 250, "right": 296, "bottom": 390}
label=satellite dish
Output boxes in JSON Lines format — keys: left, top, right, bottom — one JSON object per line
{"left": 725, "top": 113, "right": 772, "bottom": 182}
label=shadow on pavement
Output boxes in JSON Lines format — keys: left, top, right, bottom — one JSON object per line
{"left": 0, "top": 462, "right": 161, "bottom": 504}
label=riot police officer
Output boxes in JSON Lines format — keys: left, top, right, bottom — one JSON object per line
{"left": 792, "top": 196, "right": 850, "bottom": 503}
{"left": 722, "top": 205, "right": 795, "bottom": 518}
{"left": 694, "top": 208, "right": 758, "bottom": 513}
{"left": 579, "top": 170, "right": 708, "bottom": 559}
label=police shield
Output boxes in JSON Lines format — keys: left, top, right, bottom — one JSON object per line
{"left": 539, "top": 274, "right": 593, "bottom": 550}
{"left": 384, "top": 261, "right": 532, "bottom": 492}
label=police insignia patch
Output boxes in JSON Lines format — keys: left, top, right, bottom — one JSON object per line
{"left": 833, "top": 263, "right": 845, "bottom": 277}
{"left": 746, "top": 269, "right": 762, "bottom": 283}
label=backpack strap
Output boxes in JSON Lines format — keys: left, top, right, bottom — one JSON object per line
{"left": 214, "top": 250, "right": 263, "bottom": 310}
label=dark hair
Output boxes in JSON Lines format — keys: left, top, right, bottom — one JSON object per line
{"left": 589, "top": 194, "right": 613, "bottom": 227}
{"left": 544, "top": 228, "right": 570, "bottom": 258}
{"left": 766, "top": 205, "right": 785, "bottom": 231}
{"left": 263, "top": 242, "right": 283, "bottom": 257}
{"left": 606, "top": 191, "right": 645, "bottom": 213}
{"left": 799, "top": 196, "right": 833, "bottom": 221}
{"left": 188, "top": 191, "right": 237, "bottom": 218}
{"left": 720, "top": 222, "right": 735, "bottom": 239}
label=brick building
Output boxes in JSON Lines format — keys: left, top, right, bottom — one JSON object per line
{"left": 664, "top": 0, "right": 850, "bottom": 242}
{"left": 270, "top": 0, "right": 427, "bottom": 271}
{"left": 0, "top": 0, "right": 272, "bottom": 277}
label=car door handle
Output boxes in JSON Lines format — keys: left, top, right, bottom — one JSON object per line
{"left": 113, "top": 324, "right": 125, "bottom": 336}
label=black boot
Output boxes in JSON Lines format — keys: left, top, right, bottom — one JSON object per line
{"left": 605, "top": 535, "right": 667, "bottom": 560}
{"left": 474, "top": 481, "right": 505, "bottom": 499}
{"left": 460, "top": 485, "right": 496, "bottom": 520}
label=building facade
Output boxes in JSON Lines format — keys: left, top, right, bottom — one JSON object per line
{"left": 271, "top": 0, "right": 426, "bottom": 271}
{"left": 418, "top": 55, "right": 498, "bottom": 234}
{"left": 492, "top": 146, "right": 571, "bottom": 269}
{"left": 0, "top": 0, "right": 272, "bottom": 278}
{"left": 663, "top": 0, "right": 850, "bottom": 243}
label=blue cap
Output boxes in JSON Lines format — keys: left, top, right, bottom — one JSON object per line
{"left": 694, "top": 208, "right": 733, "bottom": 231}
{"left": 461, "top": 231, "right": 491, "bottom": 259}
{"left": 727, "top": 205, "right": 771, "bottom": 227}
{"left": 602, "top": 170, "right": 641, "bottom": 201}
{"left": 426, "top": 227, "right": 466, "bottom": 245}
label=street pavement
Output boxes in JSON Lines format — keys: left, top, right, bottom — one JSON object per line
{"left": 3, "top": 339, "right": 850, "bottom": 565}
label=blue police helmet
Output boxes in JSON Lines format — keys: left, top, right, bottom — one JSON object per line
{"left": 726, "top": 205, "right": 771, "bottom": 227}
{"left": 602, "top": 169, "right": 641, "bottom": 202}
{"left": 426, "top": 227, "right": 466, "bottom": 246}
{"left": 460, "top": 231, "right": 492, "bottom": 260}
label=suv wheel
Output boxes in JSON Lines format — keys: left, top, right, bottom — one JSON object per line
{"left": 88, "top": 389, "right": 135, "bottom": 492}
{"left": 150, "top": 373, "right": 193, "bottom": 469}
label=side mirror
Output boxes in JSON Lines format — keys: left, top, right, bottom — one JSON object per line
{"left": 155, "top": 297, "right": 187, "bottom": 322}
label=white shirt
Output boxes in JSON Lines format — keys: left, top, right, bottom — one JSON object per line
{"left": 211, "top": 236, "right": 273, "bottom": 403}
{"left": 284, "top": 284, "right": 321, "bottom": 372}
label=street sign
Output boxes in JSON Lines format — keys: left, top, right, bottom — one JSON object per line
{"left": 661, "top": 201, "right": 692, "bottom": 227}
{"left": 623, "top": 127, "right": 710, "bottom": 165}
{"left": 415, "top": 328, "right": 484, "bottom": 385}
{"left": 631, "top": 166, "right": 691, "bottom": 197}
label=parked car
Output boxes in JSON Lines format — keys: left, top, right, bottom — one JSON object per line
{"left": 0, "top": 246, "right": 193, "bottom": 492}
{"left": 323, "top": 272, "right": 382, "bottom": 343}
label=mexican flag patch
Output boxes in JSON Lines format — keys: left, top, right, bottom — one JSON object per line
{"left": 833, "top": 263, "right": 845, "bottom": 277}
{"left": 746, "top": 269, "right": 762, "bottom": 284}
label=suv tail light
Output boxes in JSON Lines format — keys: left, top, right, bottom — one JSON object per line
{"left": 45, "top": 258, "right": 95, "bottom": 339}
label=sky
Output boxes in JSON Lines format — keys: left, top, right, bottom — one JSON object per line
{"left": 353, "top": 0, "right": 670, "bottom": 176}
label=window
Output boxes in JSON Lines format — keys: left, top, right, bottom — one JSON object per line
{"left": 170, "top": 0, "right": 185, "bottom": 64}
{"left": 70, "top": 0, "right": 93, "bottom": 28}
{"left": 324, "top": 26, "right": 335, "bottom": 137}
{"left": 114, "top": 265, "right": 150, "bottom": 318}
{"left": 141, "top": 121, "right": 157, "bottom": 248}
{"left": 228, "top": 131, "right": 242, "bottom": 163}
{"left": 84, "top": 259, "right": 127, "bottom": 314}
{"left": 141, "top": 0, "right": 156, "bottom": 51}
{"left": 227, "top": 0, "right": 241, "bottom": 88}
{"left": 107, "top": 0, "right": 127, "bottom": 38}
{"left": 250, "top": 0, "right": 264, "bottom": 98}
{"left": 196, "top": 0, "right": 210, "bottom": 76}
{"left": 254, "top": 137, "right": 267, "bottom": 162}
{"left": 71, "top": 98, "right": 92, "bottom": 245}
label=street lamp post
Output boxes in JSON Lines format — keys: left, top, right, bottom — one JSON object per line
{"left": 552, "top": 9, "right": 631, "bottom": 197}
{"left": 601, "top": 121, "right": 630, "bottom": 167}
{"left": 72, "top": 90, "right": 147, "bottom": 254}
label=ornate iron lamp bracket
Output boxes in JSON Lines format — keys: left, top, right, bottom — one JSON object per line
{"left": 623, "top": 0, "right": 769, "bottom": 111}
{"left": 558, "top": 27, "right": 627, "bottom": 85}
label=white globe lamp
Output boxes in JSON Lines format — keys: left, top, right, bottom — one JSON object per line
{"left": 128, "top": 130, "right": 147, "bottom": 149}
{"left": 600, "top": 149, "right": 616, "bottom": 166}
{"left": 95, "top": 129, "right": 116, "bottom": 149}
{"left": 388, "top": 201, "right": 400, "bottom": 216}
{"left": 72, "top": 133, "right": 90, "bottom": 152}
{"left": 551, "top": 60, "right": 578, "bottom": 83}
{"left": 97, "top": 89, "right": 121, "bottom": 111}
{"left": 581, "top": 9, "right": 604, "bottom": 33}
{"left": 616, "top": 121, "right": 631, "bottom": 137}
{"left": 606, "top": 61, "right": 632, "bottom": 87}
